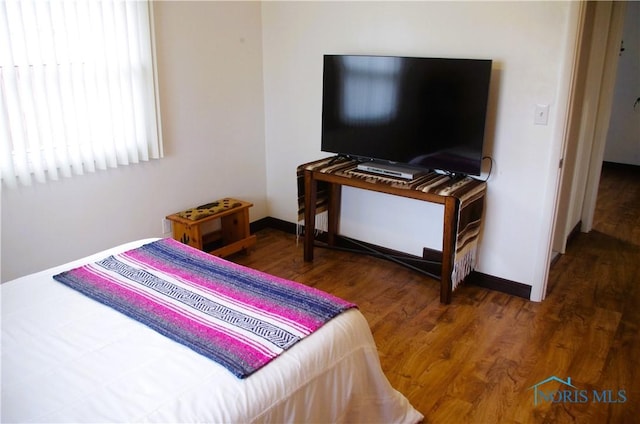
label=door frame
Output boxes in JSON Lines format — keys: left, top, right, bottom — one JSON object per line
{"left": 544, "top": 1, "right": 627, "bottom": 299}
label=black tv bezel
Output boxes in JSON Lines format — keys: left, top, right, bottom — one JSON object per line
{"left": 320, "top": 54, "right": 492, "bottom": 177}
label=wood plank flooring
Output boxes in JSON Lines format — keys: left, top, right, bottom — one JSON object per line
{"left": 233, "top": 163, "right": 640, "bottom": 423}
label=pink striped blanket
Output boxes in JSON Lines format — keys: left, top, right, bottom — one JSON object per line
{"left": 53, "top": 238, "right": 356, "bottom": 378}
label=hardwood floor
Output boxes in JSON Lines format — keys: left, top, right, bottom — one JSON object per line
{"left": 233, "top": 164, "right": 640, "bottom": 423}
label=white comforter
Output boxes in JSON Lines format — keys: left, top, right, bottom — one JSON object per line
{"left": 1, "top": 239, "right": 423, "bottom": 423}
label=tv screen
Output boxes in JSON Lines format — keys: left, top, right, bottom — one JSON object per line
{"left": 321, "top": 55, "right": 492, "bottom": 176}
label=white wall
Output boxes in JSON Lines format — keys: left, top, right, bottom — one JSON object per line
{"left": 261, "top": 1, "right": 579, "bottom": 299}
{"left": 1, "top": 1, "right": 267, "bottom": 282}
{"left": 604, "top": 1, "right": 640, "bottom": 165}
{"left": 2, "top": 1, "right": 584, "bottom": 302}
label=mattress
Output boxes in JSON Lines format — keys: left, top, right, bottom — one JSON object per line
{"left": 1, "top": 239, "right": 423, "bottom": 423}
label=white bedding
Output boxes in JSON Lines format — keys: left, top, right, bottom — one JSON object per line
{"left": 1, "top": 239, "right": 423, "bottom": 423}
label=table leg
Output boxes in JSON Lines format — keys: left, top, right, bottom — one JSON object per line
{"left": 304, "top": 170, "right": 317, "bottom": 262}
{"left": 327, "top": 183, "right": 341, "bottom": 246}
{"left": 441, "top": 196, "right": 459, "bottom": 304}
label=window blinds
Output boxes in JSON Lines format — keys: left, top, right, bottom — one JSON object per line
{"left": 0, "top": 0, "right": 162, "bottom": 187}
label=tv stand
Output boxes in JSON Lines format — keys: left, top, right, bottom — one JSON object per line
{"left": 300, "top": 157, "right": 486, "bottom": 304}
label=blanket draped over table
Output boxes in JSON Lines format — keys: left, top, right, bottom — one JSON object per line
{"left": 53, "top": 238, "right": 356, "bottom": 379}
{"left": 297, "top": 156, "right": 487, "bottom": 290}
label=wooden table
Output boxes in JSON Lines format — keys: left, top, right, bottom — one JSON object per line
{"left": 166, "top": 198, "right": 256, "bottom": 258}
{"left": 303, "top": 169, "right": 461, "bottom": 304}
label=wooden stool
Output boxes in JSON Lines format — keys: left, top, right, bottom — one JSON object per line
{"left": 166, "top": 198, "right": 256, "bottom": 257}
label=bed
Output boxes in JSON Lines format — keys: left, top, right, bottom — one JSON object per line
{"left": 1, "top": 238, "right": 423, "bottom": 423}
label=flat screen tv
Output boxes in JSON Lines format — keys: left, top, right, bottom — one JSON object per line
{"left": 321, "top": 54, "right": 492, "bottom": 177}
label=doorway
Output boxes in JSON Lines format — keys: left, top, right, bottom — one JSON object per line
{"left": 548, "top": 1, "right": 628, "bottom": 296}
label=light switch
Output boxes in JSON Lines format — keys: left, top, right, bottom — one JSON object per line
{"left": 534, "top": 104, "right": 549, "bottom": 125}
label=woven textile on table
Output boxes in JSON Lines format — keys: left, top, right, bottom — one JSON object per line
{"left": 177, "top": 198, "right": 242, "bottom": 221}
{"left": 296, "top": 156, "right": 487, "bottom": 290}
{"left": 295, "top": 157, "right": 352, "bottom": 235}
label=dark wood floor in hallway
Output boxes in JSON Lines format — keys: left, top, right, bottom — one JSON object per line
{"left": 233, "top": 163, "right": 640, "bottom": 423}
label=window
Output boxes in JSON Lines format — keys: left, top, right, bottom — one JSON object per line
{"left": 0, "top": 0, "right": 162, "bottom": 187}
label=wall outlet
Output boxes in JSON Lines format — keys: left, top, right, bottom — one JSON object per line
{"left": 162, "top": 218, "right": 172, "bottom": 234}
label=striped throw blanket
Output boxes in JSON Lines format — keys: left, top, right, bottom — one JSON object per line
{"left": 53, "top": 238, "right": 356, "bottom": 378}
{"left": 297, "top": 156, "right": 487, "bottom": 290}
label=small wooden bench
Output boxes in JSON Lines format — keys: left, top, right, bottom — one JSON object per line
{"left": 166, "top": 198, "right": 256, "bottom": 257}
